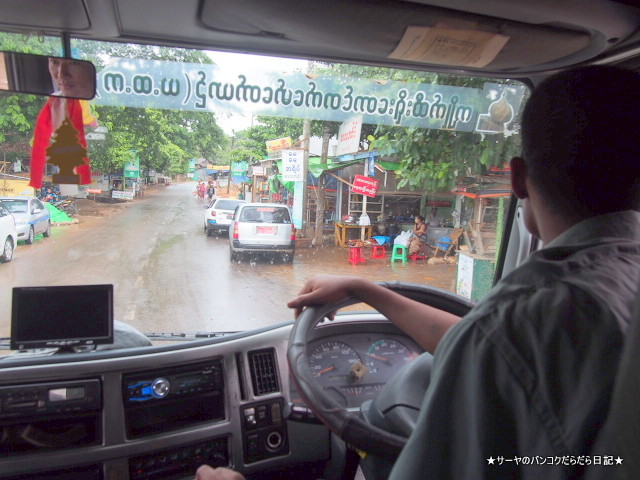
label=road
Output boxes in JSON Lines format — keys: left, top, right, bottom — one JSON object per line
{"left": 0, "top": 183, "right": 457, "bottom": 338}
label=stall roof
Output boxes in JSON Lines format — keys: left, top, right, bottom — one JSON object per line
{"left": 453, "top": 183, "right": 511, "bottom": 199}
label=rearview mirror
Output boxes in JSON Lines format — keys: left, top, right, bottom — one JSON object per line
{"left": 0, "top": 51, "right": 96, "bottom": 100}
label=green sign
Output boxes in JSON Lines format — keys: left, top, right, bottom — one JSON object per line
{"left": 124, "top": 152, "right": 140, "bottom": 178}
{"left": 94, "top": 59, "right": 525, "bottom": 134}
{"left": 231, "top": 161, "right": 248, "bottom": 175}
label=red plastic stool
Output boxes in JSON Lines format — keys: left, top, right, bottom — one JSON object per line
{"left": 370, "top": 244, "right": 387, "bottom": 259}
{"left": 348, "top": 246, "right": 366, "bottom": 265}
{"left": 408, "top": 244, "right": 427, "bottom": 262}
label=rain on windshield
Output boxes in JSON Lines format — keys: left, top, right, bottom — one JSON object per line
{"left": 0, "top": 34, "right": 525, "bottom": 348}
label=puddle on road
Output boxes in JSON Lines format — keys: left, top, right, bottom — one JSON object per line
{"left": 229, "top": 245, "right": 459, "bottom": 318}
{"left": 239, "top": 245, "right": 457, "bottom": 294}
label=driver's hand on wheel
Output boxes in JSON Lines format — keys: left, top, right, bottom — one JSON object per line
{"left": 195, "top": 465, "right": 245, "bottom": 480}
{"left": 287, "top": 275, "right": 372, "bottom": 319}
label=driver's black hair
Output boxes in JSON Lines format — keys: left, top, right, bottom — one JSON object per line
{"left": 521, "top": 66, "right": 640, "bottom": 217}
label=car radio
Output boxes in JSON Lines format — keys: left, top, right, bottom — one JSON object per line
{"left": 0, "top": 380, "right": 102, "bottom": 455}
{"left": 122, "top": 359, "right": 225, "bottom": 438}
{"left": 0, "top": 379, "right": 101, "bottom": 419}
{"left": 124, "top": 361, "right": 222, "bottom": 403}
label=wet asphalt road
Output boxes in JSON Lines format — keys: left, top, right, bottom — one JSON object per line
{"left": 0, "top": 182, "right": 456, "bottom": 337}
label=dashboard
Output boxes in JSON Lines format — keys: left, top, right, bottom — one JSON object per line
{"left": 0, "top": 313, "right": 420, "bottom": 479}
{"left": 304, "top": 332, "right": 422, "bottom": 409}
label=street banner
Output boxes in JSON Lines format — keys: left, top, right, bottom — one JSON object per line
{"left": 266, "top": 137, "right": 293, "bottom": 154}
{"left": 351, "top": 174, "right": 379, "bottom": 198}
{"left": 94, "top": 58, "right": 526, "bottom": 134}
{"left": 281, "top": 149, "right": 305, "bottom": 182}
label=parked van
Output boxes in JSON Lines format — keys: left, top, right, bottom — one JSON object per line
{"left": 229, "top": 203, "right": 295, "bottom": 262}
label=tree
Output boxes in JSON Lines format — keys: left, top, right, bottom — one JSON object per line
{"left": 76, "top": 40, "right": 227, "bottom": 177}
{"left": 0, "top": 35, "right": 230, "bottom": 178}
{"left": 230, "top": 116, "right": 305, "bottom": 162}
{"left": 370, "top": 127, "right": 520, "bottom": 193}
{"left": 314, "top": 61, "right": 523, "bottom": 193}
{"left": 312, "top": 121, "right": 340, "bottom": 246}
{"left": 93, "top": 106, "right": 226, "bottom": 176}
{"left": 0, "top": 33, "right": 60, "bottom": 165}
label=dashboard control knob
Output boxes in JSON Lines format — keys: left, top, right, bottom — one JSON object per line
{"left": 151, "top": 378, "right": 170, "bottom": 398}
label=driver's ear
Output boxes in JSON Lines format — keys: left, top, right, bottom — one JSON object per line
{"left": 510, "top": 157, "right": 528, "bottom": 200}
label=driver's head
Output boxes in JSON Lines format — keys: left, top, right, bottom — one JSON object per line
{"left": 520, "top": 66, "right": 640, "bottom": 218}
{"left": 48, "top": 57, "right": 95, "bottom": 99}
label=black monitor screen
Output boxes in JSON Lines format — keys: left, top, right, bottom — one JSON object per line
{"left": 11, "top": 285, "right": 114, "bottom": 350}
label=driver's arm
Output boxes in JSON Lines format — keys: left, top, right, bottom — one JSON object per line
{"left": 288, "top": 275, "right": 461, "bottom": 353}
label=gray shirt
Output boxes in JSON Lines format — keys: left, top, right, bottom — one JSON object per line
{"left": 390, "top": 210, "right": 640, "bottom": 480}
{"left": 426, "top": 214, "right": 443, "bottom": 227}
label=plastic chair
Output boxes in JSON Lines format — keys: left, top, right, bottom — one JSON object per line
{"left": 370, "top": 244, "right": 387, "bottom": 259}
{"left": 429, "top": 228, "right": 464, "bottom": 259}
{"left": 408, "top": 244, "right": 427, "bottom": 262}
{"left": 348, "top": 246, "right": 366, "bottom": 265}
{"left": 391, "top": 244, "right": 408, "bottom": 263}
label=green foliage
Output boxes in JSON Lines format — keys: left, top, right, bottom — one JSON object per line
{"left": 371, "top": 126, "right": 520, "bottom": 192}
{"left": 78, "top": 40, "right": 225, "bottom": 176}
{"left": 74, "top": 40, "right": 213, "bottom": 67}
{"left": 91, "top": 106, "right": 226, "bottom": 174}
{"left": 316, "top": 60, "right": 522, "bottom": 193}
{"left": 0, "top": 33, "right": 60, "bottom": 160}
{"left": 228, "top": 116, "right": 304, "bottom": 162}
{"left": 0, "top": 34, "right": 226, "bottom": 175}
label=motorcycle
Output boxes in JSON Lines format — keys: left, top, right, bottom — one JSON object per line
{"left": 53, "top": 199, "right": 78, "bottom": 217}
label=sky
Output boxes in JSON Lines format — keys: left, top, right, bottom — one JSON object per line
{"left": 206, "top": 51, "right": 309, "bottom": 135}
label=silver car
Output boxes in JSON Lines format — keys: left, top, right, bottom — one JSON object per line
{"left": 0, "top": 203, "right": 17, "bottom": 262}
{"left": 0, "top": 196, "right": 51, "bottom": 244}
{"left": 229, "top": 203, "right": 295, "bottom": 262}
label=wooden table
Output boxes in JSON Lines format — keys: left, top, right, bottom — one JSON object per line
{"left": 334, "top": 223, "right": 374, "bottom": 247}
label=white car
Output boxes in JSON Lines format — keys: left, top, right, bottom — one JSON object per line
{"left": 203, "top": 197, "right": 246, "bottom": 235}
{"left": 229, "top": 203, "right": 295, "bottom": 262}
{"left": 0, "top": 203, "right": 17, "bottom": 263}
{"left": 0, "top": 196, "right": 51, "bottom": 244}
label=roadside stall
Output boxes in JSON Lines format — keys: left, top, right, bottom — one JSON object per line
{"left": 452, "top": 178, "right": 511, "bottom": 300}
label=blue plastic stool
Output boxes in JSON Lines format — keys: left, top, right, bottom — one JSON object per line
{"left": 391, "top": 244, "right": 408, "bottom": 263}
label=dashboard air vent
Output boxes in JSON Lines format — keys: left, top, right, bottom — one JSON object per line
{"left": 248, "top": 348, "right": 279, "bottom": 396}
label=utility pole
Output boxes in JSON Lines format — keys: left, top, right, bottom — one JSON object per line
{"left": 314, "top": 122, "right": 331, "bottom": 246}
{"left": 228, "top": 131, "right": 234, "bottom": 195}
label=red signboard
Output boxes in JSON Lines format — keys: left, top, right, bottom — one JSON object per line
{"left": 427, "top": 200, "right": 452, "bottom": 207}
{"left": 86, "top": 189, "right": 102, "bottom": 193}
{"left": 351, "top": 174, "right": 379, "bottom": 198}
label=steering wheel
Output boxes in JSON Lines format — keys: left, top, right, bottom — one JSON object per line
{"left": 287, "top": 281, "right": 474, "bottom": 459}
